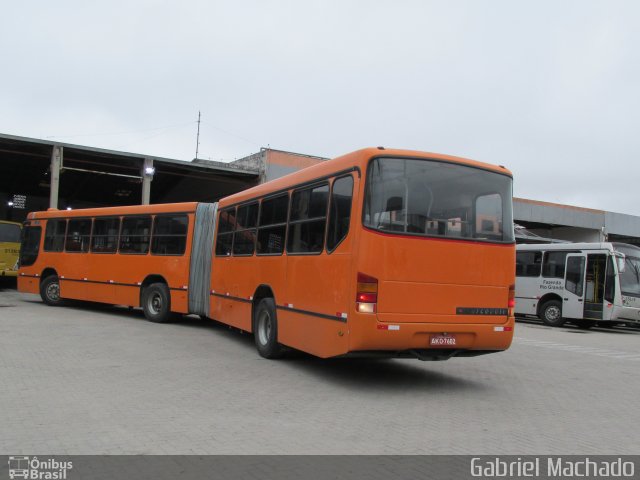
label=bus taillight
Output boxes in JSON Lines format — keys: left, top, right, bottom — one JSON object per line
{"left": 357, "top": 272, "right": 378, "bottom": 314}
{"left": 508, "top": 284, "right": 516, "bottom": 315}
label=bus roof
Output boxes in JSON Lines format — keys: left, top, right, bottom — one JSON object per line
{"left": 517, "top": 242, "right": 632, "bottom": 252}
{"left": 219, "top": 147, "right": 512, "bottom": 207}
{"left": 27, "top": 202, "right": 201, "bottom": 220}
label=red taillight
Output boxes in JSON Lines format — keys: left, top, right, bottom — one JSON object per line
{"left": 357, "top": 292, "right": 377, "bottom": 303}
{"left": 508, "top": 284, "right": 516, "bottom": 313}
{"left": 356, "top": 272, "right": 378, "bottom": 314}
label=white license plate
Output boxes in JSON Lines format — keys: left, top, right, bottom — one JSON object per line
{"left": 430, "top": 334, "right": 456, "bottom": 346}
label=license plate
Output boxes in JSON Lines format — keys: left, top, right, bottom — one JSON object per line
{"left": 430, "top": 334, "right": 456, "bottom": 346}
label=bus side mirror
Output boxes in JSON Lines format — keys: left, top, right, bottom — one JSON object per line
{"left": 616, "top": 254, "right": 626, "bottom": 273}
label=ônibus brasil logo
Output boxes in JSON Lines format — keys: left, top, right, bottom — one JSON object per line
{"left": 8, "top": 456, "right": 73, "bottom": 479}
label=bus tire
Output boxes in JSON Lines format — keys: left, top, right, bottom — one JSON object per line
{"left": 40, "top": 275, "right": 63, "bottom": 306}
{"left": 142, "top": 283, "right": 172, "bottom": 323}
{"left": 253, "top": 298, "right": 284, "bottom": 359}
{"left": 540, "top": 300, "right": 565, "bottom": 327}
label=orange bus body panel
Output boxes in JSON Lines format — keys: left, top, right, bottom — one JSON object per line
{"left": 18, "top": 203, "right": 198, "bottom": 314}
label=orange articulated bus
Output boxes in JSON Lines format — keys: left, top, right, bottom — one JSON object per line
{"left": 19, "top": 147, "right": 516, "bottom": 360}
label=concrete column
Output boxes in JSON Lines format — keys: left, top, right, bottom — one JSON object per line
{"left": 49, "top": 145, "right": 63, "bottom": 209}
{"left": 141, "top": 157, "right": 154, "bottom": 205}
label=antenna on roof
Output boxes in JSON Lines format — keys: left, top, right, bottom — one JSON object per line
{"left": 195, "top": 111, "right": 201, "bottom": 160}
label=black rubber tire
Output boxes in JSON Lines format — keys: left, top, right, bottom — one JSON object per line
{"left": 40, "top": 275, "right": 64, "bottom": 306}
{"left": 142, "top": 283, "right": 172, "bottom": 323}
{"left": 253, "top": 298, "right": 284, "bottom": 359}
{"left": 539, "top": 300, "right": 566, "bottom": 327}
{"left": 574, "top": 319, "right": 595, "bottom": 329}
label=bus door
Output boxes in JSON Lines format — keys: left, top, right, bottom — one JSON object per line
{"left": 563, "top": 253, "right": 586, "bottom": 319}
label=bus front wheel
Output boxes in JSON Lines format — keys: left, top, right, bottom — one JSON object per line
{"left": 540, "top": 300, "right": 566, "bottom": 327}
{"left": 40, "top": 275, "right": 63, "bottom": 306}
{"left": 253, "top": 298, "right": 284, "bottom": 359}
{"left": 142, "top": 283, "right": 172, "bottom": 323}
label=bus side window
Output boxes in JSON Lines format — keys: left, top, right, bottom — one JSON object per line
{"left": 65, "top": 219, "right": 92, "bottom": 253}
{"left": 151, "top": 215, "right": 188, "bottom": 256}
{"left": 287, "top": 184, "right": 329, "bottom": 254}
{"left": 120, "top": 216, "right": 151, "bottom": 254}
{"left": 215, "top": 208, "right": 236, "bottom": 256}
{"left": 326, "top": 175, "right": 354, "bottom": 252}
{"left": 516, "top": 251, "right": 542, "bottom": 277}
{"left": 256, "top": 194, "right": 288, "bottom": 255}
{"left": 91, "top": 217, "right": 120, "bottom": 253}
{"left": 542, "top": 251, "right": 569, "bottom": 278}
{"left": 44, "top": 219, "right": 67, "bottom": 252}
{"left": 233, "top": 203, "right": 258, "bottom": 256}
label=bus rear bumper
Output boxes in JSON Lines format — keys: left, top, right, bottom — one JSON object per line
{"left": 348, "top": 315, "right": 515, "bottom": 354}
{"left": 341, "top": 349, "right": 503, "bottom": 361}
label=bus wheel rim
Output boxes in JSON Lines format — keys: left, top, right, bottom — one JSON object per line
{"left": 546, "top": 306, "right": 560, "bottom": 321}
{"left": 47, "top": 282, "right": 60, "bottom": 301}
{"left": 149, "top": 292, "right": 162, "bottom": 314}
{"left": 257, "top": 310, "right": 271, "bottom": 346}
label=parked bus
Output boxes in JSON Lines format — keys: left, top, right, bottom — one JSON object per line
{"left": 1, "top": 220, "right": 21, "bottom": 278}
{"left": 19, "top": 147, "right": 516, "bottom": 360}
{"left": 515, "top": 242, "right": 640, "bottom": 328}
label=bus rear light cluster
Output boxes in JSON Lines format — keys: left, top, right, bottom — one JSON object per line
{"left": 508, "top": 284, "right": 516, "bottom": 316}
{"left": 356, "top": 272, "right": 378, "bottom": 314}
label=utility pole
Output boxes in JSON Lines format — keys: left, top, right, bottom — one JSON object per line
{"left": 195, "top": 111, "right": 201, "bottom": 160}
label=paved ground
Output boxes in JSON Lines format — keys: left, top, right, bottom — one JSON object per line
{"left": 1, "top": 283, "right": 639, "bottom": 455}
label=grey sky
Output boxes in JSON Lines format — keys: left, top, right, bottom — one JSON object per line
{"left": 2, "top": 1, "right": 638, "bottom": 214}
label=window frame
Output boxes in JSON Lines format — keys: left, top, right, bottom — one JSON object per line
{"left": 43, "top": 219, "right": 68, "bottom": 253}
{"left": 232, "top": 202, "right": 259, "bottom": 257}
{"left": 286, "top": 181, "right": 330, "bottom": 256}
{"left": 119, "top": 215, "right": 152, "bottom": 255}
{"left": 215, "top": 207, "right": 236, "bottom": 257}
{"left": 516, "top": 250, "right": 542, "bottom": 278}
{"left": 64, "top": 218, "right": 93, "bottom": 253}
{"left": 325, "top": 174, "right": 354, "bottom": 254}
{"left": 256, "top": 192, "right": 290, "bottom": 257}
{"left": 150, "top": 214, "right": 189, "bottom": 256}
{"left": 90, "top": 216, "right": 121, "bottom": 254}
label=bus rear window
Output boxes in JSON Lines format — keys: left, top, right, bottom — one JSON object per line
{"left": 363, "top": 157, "right": 514, "bottom": 243}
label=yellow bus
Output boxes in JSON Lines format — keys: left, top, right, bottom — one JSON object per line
{"left": 1, "top": 220, "right": 22, "bottom": 277}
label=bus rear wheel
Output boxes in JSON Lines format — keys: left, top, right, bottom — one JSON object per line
{"left": 40, "top": 275, "right": 63, "bottom": 306}
{"left": 142, "top": 283, "right": 172, "bottom": 323}
{"left": 253, "top": 298, "right": 284, "bottom": 359}
{"left": 540, "top": 300, "right": 566, "bottom": 327}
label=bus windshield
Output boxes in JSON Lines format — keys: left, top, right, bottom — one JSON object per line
{"left": 364, "top": 157, "right": 514, "bottom": 243}
{"left": 620, "top": 255, "right": 640, "bottom": 297}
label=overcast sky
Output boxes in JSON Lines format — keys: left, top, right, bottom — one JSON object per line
{"left": 1, "top": 1, "right": 638, "bottom": 214}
